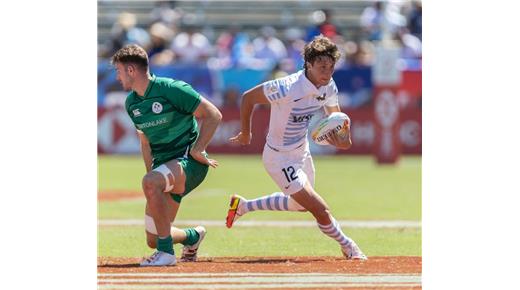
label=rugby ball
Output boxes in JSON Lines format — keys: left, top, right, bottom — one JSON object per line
{"left": 311, "top": 112, "right": 350, "bottom": 145}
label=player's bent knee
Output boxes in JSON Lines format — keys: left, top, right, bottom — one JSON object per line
{"left": 142, "top": 175, "right": 162, "bottom": 197}
{"left": 152, "top": 164, "right": 175, "bottom": 193}
{"left": 288, "top": 198, "right": 306, "bottom": 211}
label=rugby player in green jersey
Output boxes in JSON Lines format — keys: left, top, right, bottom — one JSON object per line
{"left": 111, "top": 44, "right": 222, "bottom": 266}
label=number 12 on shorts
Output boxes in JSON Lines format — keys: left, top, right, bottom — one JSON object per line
{"left": 282, "top": 166, "right": 298, "bottom": 183}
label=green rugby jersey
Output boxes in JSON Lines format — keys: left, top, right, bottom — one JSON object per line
{"left": 125, "top": 75, "right": 201, "bottom": 168}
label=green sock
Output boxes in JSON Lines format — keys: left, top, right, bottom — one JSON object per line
{"left": 156, "top": 235, "right": 174, "bottom": 255}
{"left": 182, "top": 228, "right": 200, "bottom": 246}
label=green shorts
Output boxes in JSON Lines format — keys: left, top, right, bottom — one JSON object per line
{"left": 170, "top": 154, "right": 209, "bottom": 203}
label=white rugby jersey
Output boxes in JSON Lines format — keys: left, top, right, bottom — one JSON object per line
{"left": 262, "top": 70, "right": 339, "bottom": 151}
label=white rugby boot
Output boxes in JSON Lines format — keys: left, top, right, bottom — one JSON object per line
{"left": 342, "top": 242, "right": 368, "bottom": 260}
{"left": 180, "top": 226, "right": 207, "bottom": 262}
{"left": 140, "top": 251, "right": 177, "bottom": 266}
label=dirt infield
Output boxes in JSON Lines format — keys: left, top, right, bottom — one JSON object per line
{"left": 98, "top": 256, "right": 421, "bottom": 289}
{"left": 98, "top": 256, "right": 420, "bottom": 274}
{"left": 99, "top": 190, "right": 143, "bottom": 201}
{"left": 99, "top": 191, "right": 421, "bottom": 288}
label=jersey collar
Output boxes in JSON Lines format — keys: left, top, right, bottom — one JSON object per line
{"left": 142, "top": 74, "right": 156, "bottom": 98}
{"left": 299, "top": 70, "right": 320, "bottom": 95}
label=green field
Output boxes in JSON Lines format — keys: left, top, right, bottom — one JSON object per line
{"left": 98, "top": 154, "right": 421, "bottom": 257}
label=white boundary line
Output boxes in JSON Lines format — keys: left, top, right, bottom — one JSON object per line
{"left": 97, "top": 283, "right": 420, "bottom": 289}
{"left": 97, "top": 273, "right": 421, "bottom": 289}
{"left": 98, "top": 273, "right": 421, "bottom": 277}
{"left": 98, "top": 219, "right": 421, "bottom": 228}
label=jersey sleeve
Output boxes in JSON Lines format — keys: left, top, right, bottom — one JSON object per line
{"left": 262, "top": 78, "right": 291, "bottom": 104}
{"left": 124, "top": 93, "right": 142, "bottom": 132}
{"left": 164, "top": 80, "right": 202, "bottom": 114}
{"left": 324, "top": 80, "right": 339, "bottom": 107}
{"left": 124, "top": 93, "right": 133, "bottom": 117}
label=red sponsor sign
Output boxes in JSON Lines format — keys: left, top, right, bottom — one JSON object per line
{"left": 206, "top": 107, "right": 421, "bottom": 155}
{"left": 397, "top": 70, "right": 422, "bottom": 109}
{"left": 206, "top": 107, "right": 270, "bottom": 154}
{"left": 98, "top": 107, "right": 421, "bottom": 155}
{"left": 373, "top": 88, "right": 401, "bottom": 163}
{"left": 98, "top": 107, "right": 140, "bottom": 154}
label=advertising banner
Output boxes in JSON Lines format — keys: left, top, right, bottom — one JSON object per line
{"left": 98, "top": 107, "right": 421, "bottom": 155}
{"left": 373, "top": 88, "right": 401, "bottom": 163}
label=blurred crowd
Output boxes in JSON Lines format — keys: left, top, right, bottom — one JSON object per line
{"left": 98, "top": 1, "right": 421, "bottom": 109}
{"left": 99, "top": 1, "right": 421, "bottom": 70}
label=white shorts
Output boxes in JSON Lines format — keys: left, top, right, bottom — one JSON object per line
{"left": 262, "top": 142, "right": 315, "bottom": 195}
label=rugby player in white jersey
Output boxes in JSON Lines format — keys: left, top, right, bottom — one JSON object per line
{"left": 227, "top": 35, "right": 367, "bottom": 260}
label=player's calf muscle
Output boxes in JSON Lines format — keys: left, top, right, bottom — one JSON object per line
{"left": 146, "top": 235, "right": 156, "bottom": 248}
{"left": 292, "top": 189, "right": 331, "bottom": 223}
{"left": 313, "top": 209, "right": 332, "bottom": 224}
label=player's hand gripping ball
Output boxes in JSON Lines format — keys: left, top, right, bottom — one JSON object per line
{"left": 311, "top": 112, "right": 350, "bottom": 145}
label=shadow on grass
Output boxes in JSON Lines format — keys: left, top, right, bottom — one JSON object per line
{"left": 229, "top": 258, "right": 325, "bottom": 264}
{"left": 98, "top": 263, "right": 140, "bottom": 268}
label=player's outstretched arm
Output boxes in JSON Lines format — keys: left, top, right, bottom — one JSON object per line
{"left": 324, "top": 105, "right": 352, "bottom": 150}
{"left": 229, "top": 84, "right": 270, "bottom": 145}
{"left": 192, "top": 97, "right": 222, "bottom": 168}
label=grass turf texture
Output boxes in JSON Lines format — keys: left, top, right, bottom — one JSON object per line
{"left": 98, "top": 154, "right": 421, "bottom": 257}
{"left": 98, "top": 155, "right": 421, "bottom": 220}
{"left": 98, "top": 226, "right": 421, "bottom": 257}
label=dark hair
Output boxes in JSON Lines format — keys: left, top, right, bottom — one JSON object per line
{"left": 302, "top": 35, "right": 341, "bottom": 70}
{"left": 111, "top": 44, "right": 149, "bottom": 71}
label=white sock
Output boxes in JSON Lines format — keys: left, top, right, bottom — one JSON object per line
{"left": 239, "top": 192, "right": 305, "bottom": 215}
{"left": 317, "top": 217, "right": 354, "bottom": 251}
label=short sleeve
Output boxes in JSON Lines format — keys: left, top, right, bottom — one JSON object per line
{"left": 124, "top": 93, "right": 134, "bottom": 116}
{"left": 324, "top": 80, "right": 339, "bottom": 107}
{"left": 262, "top": 78, "right": 290, "bottom": 104}
{"left": 124, "top": 93, "right": 141, "bottom": 131}
{"left": 164, "top": 80, "right": 201, "bottom": 114}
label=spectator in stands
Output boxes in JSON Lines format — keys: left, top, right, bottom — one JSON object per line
{"left": 253, "top": 26, "right": 288, "bottom": 67}
{"left": 214, "top": 27, "right": 268, "bottom": 70}
{"left": 386, "top": 1, "right": 408, "bottom": 33}
{"left": 284, "top": 27, "right": 306, "bottom": 71}
{"left": 150, "top": 1, "right": 182, "bottom": 27}
{"left": 339, "top": 41, "right": 374, "bottom": 109}
{"left": 360, "top": 1, "right": 384, "bottom": 41}
{"left": 107, "top": 12, "right": 151, "bottom": 55}
{"left": 170, "top": 25, "right": 212, "bottom": 64}
{"left": 215, "top": 24, "right": 253, "bottom": 68}
{"left": 343, "top": 41, "right": 375, "bottom": 67}
{"left": 270, "top": 62, "right": 289, "bottom": 80}
{"left": 148, "top": 22, "right": 175, "bottom": 65}
{"left": 215, "top": 35, "right": 270, "bottom": 70}
{"left": 407, "top": 1, "right": 422, "bottom": 40}
{"left": 305, "top": 9, "right": 339, "bottom": 42}
{"left": 394, "top": 28, "right": 422, "bottom": 59}
{"left": 216, "top": 24, "right": 239, "bottom": 59}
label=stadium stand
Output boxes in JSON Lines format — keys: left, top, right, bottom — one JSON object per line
{"left": 98, "top": 1, "right": 368, "bottom": 45}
